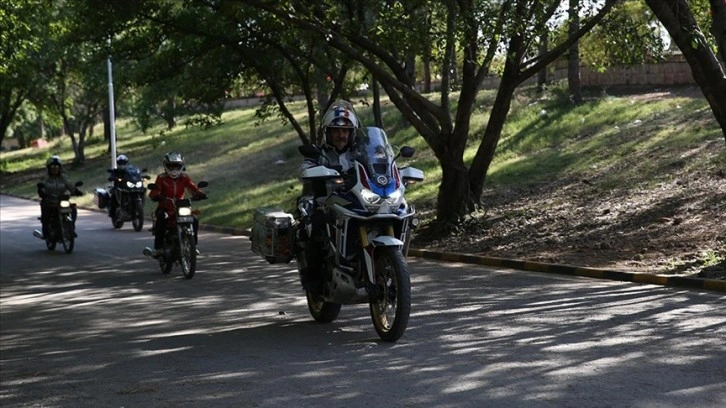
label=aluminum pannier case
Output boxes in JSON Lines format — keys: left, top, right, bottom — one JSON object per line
{"left": 94, "top": 188, "right": 110, "bottom": 209}
{"left": 251, "top": 208, "right": 295, "bottom": 264}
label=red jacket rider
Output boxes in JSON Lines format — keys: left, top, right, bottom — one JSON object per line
{"left": 149, "top": 152, "right": 205, "bottom": 254}
{"left": 149, "top": 173, "right": 204, "bottom": 216}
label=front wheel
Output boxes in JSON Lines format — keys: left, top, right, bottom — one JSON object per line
{"left": 369, "top": 247, "right": 411, "bottom": 342}
{"left": 158, "top": 255, "right": 173, "bottom": 275}
{"left": 179, "top": 228, "right": 197, "bottom": 279}
{"left": 306, "top": 291, "right": 341, "bottom": 323}
{"left": 112, "top": 210, "right": 124, "bottom": 229}
{"left": 132, "top": 201, "right": 144, "bottom": 232}
{"left": 59, "top": 217, "right": 74, "bottom": 254}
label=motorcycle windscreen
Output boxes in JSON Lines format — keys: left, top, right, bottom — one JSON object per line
{"left": 354, "top": 127, "right": 399, "bottom": 196}
{"left": 124, "top": 166, "right": 142, "bottom": 182}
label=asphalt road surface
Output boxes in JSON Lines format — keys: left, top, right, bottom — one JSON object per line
{"left": 1, "top": 195, "right": 725, "bottom": 408}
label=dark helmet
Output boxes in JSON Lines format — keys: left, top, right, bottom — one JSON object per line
{"left": 162, "top": 152, "right": 184, "bottom": 179}
{"left": 46, "top": 155, "right": 62, "bottom": 168}
{"left": 116, "top": 154, "right": 129, "bottom": 169}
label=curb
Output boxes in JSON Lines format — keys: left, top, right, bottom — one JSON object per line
{"left": 407, "top": 248, "right": 726, "bottom": 293}
{"left": 198, "top": 223, "right": 726, "bottom": 293}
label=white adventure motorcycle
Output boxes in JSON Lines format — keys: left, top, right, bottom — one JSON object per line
{"left": 252, "top": 127, "right": 424, "bottom": 342}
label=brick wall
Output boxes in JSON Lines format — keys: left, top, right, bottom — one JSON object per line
{"left": 548, "top": 54, "right": 695, "bottom": 87}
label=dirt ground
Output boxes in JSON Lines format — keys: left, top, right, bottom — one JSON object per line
{"left": 412, "top": 88, "right": 726, "bottom": 279}
{"left": 412, "top": 170, "right": 726, "bottom": 279}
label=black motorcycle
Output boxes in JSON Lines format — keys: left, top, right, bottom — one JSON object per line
{"left": 143, "top": 181, "right": 208, "bottom": 279}
{"left": 33, "top": 181, "right": 83, "bottom": 254}
{"left": 108, "top": 165, "right": 150, "bottom": 231}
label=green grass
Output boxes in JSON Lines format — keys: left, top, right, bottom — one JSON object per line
{"left": 1, "top": 85, "right": 723, "bottom": 229}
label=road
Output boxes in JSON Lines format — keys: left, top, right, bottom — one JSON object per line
{"left": 1, "top": 195, "right": 724, "bottom": 408}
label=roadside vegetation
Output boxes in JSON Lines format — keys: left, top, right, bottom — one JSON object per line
{"left": 1, "top": 84, "right": 724, "bottom": 275}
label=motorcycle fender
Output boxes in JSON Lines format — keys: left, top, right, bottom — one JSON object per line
{"left": 361, "top": 236, "right": 404, "bottom": 284}
{"left": 370, "top": 236, "right": 404, "bottom": 247}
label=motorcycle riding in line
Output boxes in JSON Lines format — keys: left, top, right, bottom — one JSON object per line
{"left": 33, "top": 181, "right": 84, "bottom": 254}
{"left": 143, "top": 181, "right": 209, "bottom": 279}
{"left": 96, "top": 165, "right": 150, "bottom": 231}
{"left": 251, "top": 127, "right": 424, "bottom": 342}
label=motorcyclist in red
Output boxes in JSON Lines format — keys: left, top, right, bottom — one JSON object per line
{"left": 145, "top": 152, "right": 206, "bottom": 257}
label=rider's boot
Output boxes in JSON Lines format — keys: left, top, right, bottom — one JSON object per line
{"left": 143, "top": 247, "right": 165, "bottom": 258}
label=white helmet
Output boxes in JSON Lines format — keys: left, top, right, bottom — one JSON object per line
{"left": 321, "top": 100, "right": 359, "bottom": 149}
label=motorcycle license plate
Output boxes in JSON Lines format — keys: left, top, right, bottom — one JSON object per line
{"left": 177, "top": 216, "right": 194, "bottom": 224}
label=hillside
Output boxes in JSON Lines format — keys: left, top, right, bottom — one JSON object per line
{"left": 413, "top": 88, "right": 726, "bottom": 279}
{"left": 1, "top": 86, "right": 724, "bottom": 279}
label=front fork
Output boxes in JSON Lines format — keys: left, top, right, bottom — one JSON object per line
{"left": 358, "top": 225, "right": 397, "bottom": 284}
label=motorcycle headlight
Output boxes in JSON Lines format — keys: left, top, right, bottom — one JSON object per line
{"left": 361, "top": 188, "right": 381, "bottom": 204}
{"left": 126, "top": 181, "right": 135, "bottom": 188}
{"left": 178, "top": 207, "right": 192, "bottom": 216}
{"left": 135, "top": 181, "right": 143, "bottom": 188}
{"left": 384, "top": 189, "right": 402, "bottom": 204}
{"left": 60, "top": 200, "right": 71, "bottom": 208}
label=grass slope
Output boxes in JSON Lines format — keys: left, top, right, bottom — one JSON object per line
{"left": 1, "top": 85, "right": 724, "bottom": 274}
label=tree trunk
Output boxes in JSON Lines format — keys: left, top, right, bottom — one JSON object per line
{"left": 568, "top": 0, "right": 583, "bottom": 104}
{"left": 423, "top": 55, "right": 432, "bottom": 93}
{"left": 0, "top": 90, "right": 24, "bottom": 147}
{"left": 435, "top": 155, "right": 472, "bottom": 229}
{"left": 372, "top": 80, "right": 382, "bottom": 128}
{"left": 537, "top": 34, "right": 548, "bottom": 93}
{"left": 62, "top": 115, "right": 82, "bottom": 166}
{"left": 644, "top": 0, "right": 726, "bottom": 142}
{"left": 711, "top": 0, "right": 726, "bottom": 62}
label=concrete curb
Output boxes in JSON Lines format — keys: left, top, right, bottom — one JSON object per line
{"left": 198, "top": 223, "right": 726, "bottom": 293}
{"left": 407, "top": 248, "right": 726, "bottom": 293}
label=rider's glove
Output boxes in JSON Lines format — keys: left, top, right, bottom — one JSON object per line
{"left": 74, "top": 189, "right": 84, "bottom": 196}
{"left": 194, "top": 192, "right": 207, "bottom": 200}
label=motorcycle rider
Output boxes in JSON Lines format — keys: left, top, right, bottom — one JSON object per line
{"left": 301, "top": 100, "right": 360, "bottom": 172}
{"left": 106, "top": 154, "right": 130, "bottom": 219}
{"left": 37, "top": 156, "right": 83, "bottom": 238}
{"left": 298, "top": 100, "right": 361, "bottom": 290}
{"left": 145, "top": 152, "right": 206, "bottom": 257}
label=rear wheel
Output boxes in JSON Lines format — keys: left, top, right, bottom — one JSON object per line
{"left": 179, "top": 228, "right": 196, "bottom": 279}
{"left": 132, "top": 202, "right": 144, "bottom": 232}
{"left": 45, "top": 238, "right": 56, "bottom": 251}
{"left": 306, "top": 291, "right": 341, "bottom": 323}
{"left": 369, "top": 247, "right": 411, "bottom": 342}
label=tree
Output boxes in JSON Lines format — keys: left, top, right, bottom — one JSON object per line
{"left": 0, "top": 0, "right": 57, "bottom": 146}
{"left": 644, "top": 0, "right": 726, "bottom": 143}
{"left": 251, "top": 0, "right": 620, "bottom": 230}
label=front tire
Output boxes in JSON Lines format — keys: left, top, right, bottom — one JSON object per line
{"left": 159, "top": 256, "right": 173, "bottom": 274}
{"left": 179, "top": 228, "right": 196, "bottom": 279}
{"left": 306, "top": 291, "right": 341, "bottom": 323}
{"left": 59, "top": 218, "right": 74, "bottom": 254}
{"left": 132, "top": 201, "right": 144, "bottom": 232}
{"left": 112, "top": 209, "right": 124, "bottom": 229}
{"left": 369, "top": 247, "right": 411, "bottom": 342}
